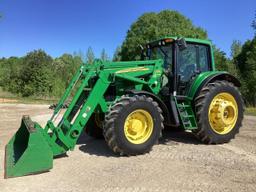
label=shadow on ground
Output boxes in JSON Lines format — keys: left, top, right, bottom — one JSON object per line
{"left": 77, "top": 128, "right": 202, "bottom": 157}
{"left": 78, "top": 132, "right": 118, "bottom": 157}
{"left": 160, "top": 129, "right": 201, "bottom": 145}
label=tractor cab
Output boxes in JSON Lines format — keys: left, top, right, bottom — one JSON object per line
{"left": 145, "top": 37, "right": 214, "bottom": 95}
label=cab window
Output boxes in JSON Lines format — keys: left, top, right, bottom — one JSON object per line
{"left": 199, "top": 45, "right": 210, "bottom": 72}
{"left": 178, "top": 44, "right": 210, "bottom": 82}
{"left": 149, "top": 45, "right": 173, "bottom": 70}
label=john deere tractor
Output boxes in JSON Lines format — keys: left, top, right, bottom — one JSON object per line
{"left": 5, "top": 36, "right": 244, "bottom": 178}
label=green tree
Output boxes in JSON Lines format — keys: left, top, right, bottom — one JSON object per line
{"left": 252, "top": 11, "right": 256, "bottom": 36}
{"left": 73, "top": 49, "right": 86, "bottom": 63}
{"left": 100, "top": 48, "right": 109, "bottom": 61}
{"left": 0, "top": 58, "right": 4, "bottom": 86}
{"left": 214, "top": 47, "right": 239, "bottom": 77}
{"left": 236, "top": 38, "right": 256, "bottom": 106}
{"left": 86, "top": 47, "right": 95, "bottom": 64}
{"left": 113, "top": 46, "right": 122, "bottom": 61}
{"left": 0, "top": 57, "right": 23, "bottom": 93}
{"left": 120, "top": 10, "right": 207, "bottom": 61}
{"left": 213, "top": 47, "right": 229, "bottom": 71}
{"left": 53, "top": 54, "right": 81, "bottom": 85}
{"left": 231, "top": 40, "right": 242, "bottom": 58}
{"left": 19, "top": 50, "right": 54, "bottom": 97}
{"left": 225, "top": 40, "right": 242, "bottom": 77}
{"left": 0, "top": 50, "right": 83, "bottom": 98}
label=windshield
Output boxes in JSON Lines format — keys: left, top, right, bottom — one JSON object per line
{"left": 148, "top": 45, "right": 173, "bottom": 69}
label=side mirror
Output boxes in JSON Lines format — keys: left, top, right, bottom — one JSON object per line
{"left": 177, "top": 38, "right": 187, "bottom": 50}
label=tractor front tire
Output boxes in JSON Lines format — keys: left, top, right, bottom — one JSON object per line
{"left": 103, "top": 95, "right": 164, "bottom": 155}
{"left": 194, "top": 81, "right": 244, "bottom": 144}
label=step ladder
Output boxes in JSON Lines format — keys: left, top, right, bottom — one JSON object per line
{"left": 176, "top": 100, "right": 197, "bottom": 130}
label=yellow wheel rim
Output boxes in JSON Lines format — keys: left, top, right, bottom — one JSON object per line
{"left": 124, "top": 109, "right": 154, "bottom": 144}
{"left": 208, "top": 92, "right": 238, "bottom": 135}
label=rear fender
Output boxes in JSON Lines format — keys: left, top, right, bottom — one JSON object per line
{"left": 187, "top": 71, "right": 241, "bottom": 100}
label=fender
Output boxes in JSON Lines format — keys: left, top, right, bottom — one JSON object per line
{"left": 187, "top": 71, "right": 241, "bottom": 99}
{"left": 126, "top": 90, "right": 180, "bottom": 126}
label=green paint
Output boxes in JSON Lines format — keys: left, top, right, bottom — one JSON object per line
{"left": 187, "top": 71, "right": 227, "bottom": 99}
{"left": 5, "top": 37, "right": 237, "bottom": 178}
{"left": 5, "top": 116, "right": 53, "bottom": 178}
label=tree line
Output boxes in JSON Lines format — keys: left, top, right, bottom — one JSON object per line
{"left": 0, "top": 10, "right": 255, "bottom": 106}
{"left": 0, "top": 48, "right": 110, "bottom": 98}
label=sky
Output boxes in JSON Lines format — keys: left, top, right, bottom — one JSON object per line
{"left": 0, "top": 0, "right": 255, "bottom": 59}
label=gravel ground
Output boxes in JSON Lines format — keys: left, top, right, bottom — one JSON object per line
{"left": 0, "top": 104, "right": 256, "bottom": 192}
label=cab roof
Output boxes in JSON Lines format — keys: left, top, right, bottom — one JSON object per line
{"left": 147, "top": 36, "right": 212, "bottom": 47}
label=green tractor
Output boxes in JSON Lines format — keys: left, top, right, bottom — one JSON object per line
{"left": 5, "top": 36, "right": 244, "bottom": 178}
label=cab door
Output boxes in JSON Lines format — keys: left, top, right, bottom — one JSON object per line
{"left": 176, "top": 43, "right": 211, "bottom": 95}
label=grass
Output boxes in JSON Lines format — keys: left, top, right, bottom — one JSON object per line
{"left": 245, "top": 107, "right": 256, "bottom": 116}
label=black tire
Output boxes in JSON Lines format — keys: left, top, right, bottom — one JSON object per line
{"left": 194, "top": 81, "right": 244, "bottom": 144}
{"left": 103, "top": 95, "right": 164, "bottom": 155}
{"left": 85, "top": 113, "right": 104, "bottom": 139}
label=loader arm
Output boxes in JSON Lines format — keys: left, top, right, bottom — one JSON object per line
{"left": 5, "top": 59, "right": 163, "bottom": 178}
{"left": 45, "top": 59, "right": 162, "bottom": 155}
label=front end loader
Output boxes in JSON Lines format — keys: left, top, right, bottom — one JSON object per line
{"left": 4, "top": 36, "right": 244, "bottom": 178}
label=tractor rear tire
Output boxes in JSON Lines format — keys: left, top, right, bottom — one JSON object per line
{"left": 194, "top": 81, "right": 244, "bottom": 144}
{"left": 85, "top": 113, "right": 104, "bottom": 139}
{"left": 103, "top": 95, "right": 164, "bottom": 155}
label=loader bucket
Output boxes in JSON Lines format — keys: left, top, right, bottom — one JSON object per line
{"left": 4, "top": 115, "right": 53, "bottom": 178}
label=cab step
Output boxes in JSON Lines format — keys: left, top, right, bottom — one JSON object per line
{"left": 175, "top": 100, "right": 197, "bottom": 130}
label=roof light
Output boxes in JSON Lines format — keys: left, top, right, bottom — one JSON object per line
{"left": 165, "top": 38, "right": 173, "bottom": 43}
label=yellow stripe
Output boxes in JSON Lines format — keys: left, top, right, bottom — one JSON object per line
{"left": 115, "top": 67, "right": 149, "bottom": 74}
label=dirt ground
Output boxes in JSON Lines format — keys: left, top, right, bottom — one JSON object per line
{"left": 0, "top": 104, "right": 256, "bottom": 192}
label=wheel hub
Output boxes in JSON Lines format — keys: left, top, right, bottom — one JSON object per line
{"left": 208, "top": 93, "right": 238, "bottom": 134}
{"left": 124, "top": 109, "right": 153, "bottom": 144}
{"left": 129, "top": 119, "right": 143, "bottom": 132}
